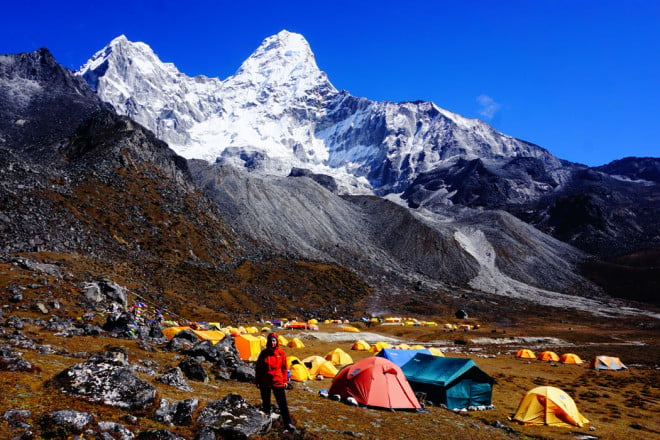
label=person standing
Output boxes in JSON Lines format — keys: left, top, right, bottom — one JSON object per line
{"left": 255, "top": 332, "right": 294, "bottom": 430}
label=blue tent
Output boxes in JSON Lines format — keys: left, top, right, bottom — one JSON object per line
{"left": 401, "top": 353, "right": 494, "bottom": 409}
{"left": 376, "top": 348, "right": 431, "bottom": 368}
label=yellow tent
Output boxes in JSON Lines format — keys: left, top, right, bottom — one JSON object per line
{"left": 395, "top": 343, "right": 411, "bottom": 350}
{"left": 302, "top": 355, "right": 325, "bottom": 372}
{"left": 303, "top": 356, "right": 338, "bottom": 377}
{"left": 515, "top": 349, "right": 536, "bottom": 359}
{"left": 161, "top": 326, "right": 191, "bottom": 340}
{"left": 258, "top": 335, "right": 267, "bottom": 347}
{"left": 277, "top": 334, "right": 289, "bottom": 347}
{"left": 351, "top": 340, "right": 371, "bottom": 351}
{"left": 559, "top": 353, "right": 583, "bottom": 365}
{"left": 538, "top": 351, "right": 560, "bottom": 362}
{"left": 369, "top": 341, "right": 392, "bottom": 353}
{"left": 513, "top": 386, "right": 589, "bottom": 427}
{"left": 307, "top": 318, "right": 318, "bottom": 325}
{"left": 427, "top": 347, "right": 444, "bottom": 357}
{"left": 325, "top": 348, "right": 354, "bottom": 366}
{"left": 191, "top": 330, "right": 226, "bottom": 344}
{"left": 287, "top": 337, "right": 305, "bottom": 348}
{"left": 245, "top": 326, "right": 259, "bottom": 334}
{"left": 410, "top": 344, "right": 426, "bottom": 350}
{"left": 315, "top": 360, "right": 338, "bottom": 378}
{"left": 340, "top": 326, "right": 360, "bottom": 333}
{"left": 287, "top": 355, "right": 303, "bottom": 369}
{"left": 290, "top": 363, "right": 311, "bottom": 382}
{"left": 234, "top": 334, "right": 262, "bottom": 361}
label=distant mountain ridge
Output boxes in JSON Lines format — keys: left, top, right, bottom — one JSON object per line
{"left": 77, "top": 31, "right": 659, "bottom": 263}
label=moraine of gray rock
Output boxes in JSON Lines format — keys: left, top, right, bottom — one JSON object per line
{"left": 38, "top": 409, "right": 94, "bottom": 438}
{"left": 156, "top": 367, "right": 194, "bottom": 392}
{"left": 52, "top": 350, "right": 156, "bottom": 410}
{"left": 196, "top": 393, "right": 271, "bottom": 440}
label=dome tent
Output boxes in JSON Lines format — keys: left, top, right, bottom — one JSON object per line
{"left": 329, "top": 357, "right": 421, "bottom": 410}
{"left": 537, "top": 351, "right": 560, "bottom": 362}
{"left": 589, "top": 356, "right": 627, "bottom": 370}
{"left": 513, "top": 386, "right": 589, "bottom": 427}
{"left": 515, "top": 349, "right": 535, "bottom": 359}
{"left": 325, "top": 348, "right": 353, "bottom": 366}
{"left": 559, "top": 353, "right": 583, "bottom": 365}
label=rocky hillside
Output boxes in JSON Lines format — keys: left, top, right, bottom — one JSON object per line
{"left": 0, "top": 48, "right": 371, "bottom": 321}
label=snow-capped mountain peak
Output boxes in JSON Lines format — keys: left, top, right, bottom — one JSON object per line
{"left": 78, "top": 30, "right": 564, "bottom": 196}
{"left": 231, "top": 30, "right": 334, "bottom": 94}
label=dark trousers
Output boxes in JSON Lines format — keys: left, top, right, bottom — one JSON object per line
{"left": 260, "top": 386, "right": 291, "bottom": 426}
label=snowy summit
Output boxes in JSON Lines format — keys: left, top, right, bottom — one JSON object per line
{"left": 78, "top": 30, "right": 562, "bottom": 195}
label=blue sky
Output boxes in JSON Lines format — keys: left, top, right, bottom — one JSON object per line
{"left": 3, "top": 0, "right": 658, "bottom": 166}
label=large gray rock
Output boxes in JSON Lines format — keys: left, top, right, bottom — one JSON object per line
{"left": 178, "top": 357, "right": 208, "bottom": 383}
{"left": 196, "top": 393, "right": 271, "bottom": 439}
{"left": 39, "top": 409, "right": 94, "bottom": 438}
{"left": 136, "top": 430, "right": 186, "bottom": 440}
{"left": 97, "top": 421, "right": 135, "bottom": 440}
{"left": 52, "top": 350, "right": 156, "bottom": 410}
{"left": 153, "top": 398, "right": 198, "bottom": 426}
{"left": 156, "top": 367, "right": 193, "bottom": 392}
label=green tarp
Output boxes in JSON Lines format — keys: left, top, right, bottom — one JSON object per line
{"left": 400, "top": 353, "right": 494, "bottom": 409}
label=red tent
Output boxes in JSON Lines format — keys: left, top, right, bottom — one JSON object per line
{"left": 328, "top": 357, "right": 421, "bottom": 410}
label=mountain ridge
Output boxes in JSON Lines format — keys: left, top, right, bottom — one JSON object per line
{"left": 77, "top": 31, "right": 563, "bottom": 196}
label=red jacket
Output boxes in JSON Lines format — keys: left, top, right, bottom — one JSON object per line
{"left": 255, "top": 332, "right": 288, "bottom": 387}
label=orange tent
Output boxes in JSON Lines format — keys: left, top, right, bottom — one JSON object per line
{"left": 287, "top": 337, "right": 305, "bottom": 348}
{"left": 515, "top": 349, "right": 536, "bottom": 359}
{"left": 351, "top": 340, "right": 371, "bottom": 351}
{"left": 234, "top": 334, "right": 261, "bottom": 361}
{"left": 329, "top": 357, "right": 421, "bottom": 410}
{"left": 538, "top": 351, "right": 560, "bottom": 362}
{"left": 559, "top": 353, "right": 583, "bottom": 365}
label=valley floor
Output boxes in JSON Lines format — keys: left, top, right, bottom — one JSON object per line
{"left": 1, "top": 315, "right": 658, "bottom": 440}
